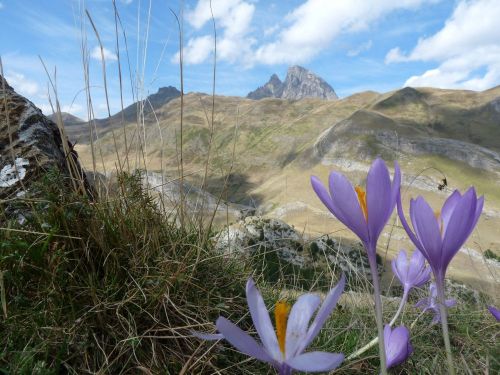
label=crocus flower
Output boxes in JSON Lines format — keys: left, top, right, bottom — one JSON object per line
{"left": 311, "top": 158, "right": 401, "bottom": 259}
{"left": 415, "top": 283, "right": 456, "bottom": 324}
{"left": 194, "top": 275, "right": 346, "bottom": 374}
{"left": 389, "top": 249, "right": 431, "bottom": 326}
{"left": 487, "top": 305, "right": 500, "bottom": 321}
{"left": 392, "top": 249, "right": 431, "bottom": 295}
{"left": 397, "top": 188, "right": 483, "bottom": 284}
{"left": 311, "top": 158, "right": 400, "bottom": 374}
{"left": 384, "top": 325, "right": 413, "bottom": 369}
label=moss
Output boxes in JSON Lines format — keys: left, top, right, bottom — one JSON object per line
{"left": 484, "top": 249, "right": 500, "bottom": 262}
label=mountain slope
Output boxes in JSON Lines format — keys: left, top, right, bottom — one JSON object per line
{"left": 73, "top": 84, "right": 500, "bottom": 290}
{"left": 54, "top": 86, "right": 180, "bottom": 144}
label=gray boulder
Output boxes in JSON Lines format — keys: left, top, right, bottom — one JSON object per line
{"left": 0, "top": 74, "right": 91, "bottom": 221}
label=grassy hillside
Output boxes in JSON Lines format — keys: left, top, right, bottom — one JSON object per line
{"left": 70, "top": 86, "right": 500, "bottom": 292}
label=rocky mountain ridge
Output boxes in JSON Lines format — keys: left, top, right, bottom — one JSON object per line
{"left": 247, "top": 65, "right": 338, "bottom": 100}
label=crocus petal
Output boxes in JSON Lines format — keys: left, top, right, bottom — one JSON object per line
{"left": 216, "top": 317, "right": 275, "bottom": 365}
{"left": 472, "top": 196, "right": 484, "bottom": 231}
{"left": 397, "top": 192, "right": 425, "bottom": 254}
{"left": 409, "top": 249, "right": 431, "bottom": 287}
{"left": 328, "top": 172, "right": 369, "bottom": 242}
{"left": 487, "top": 306, "right": 500, "bottom": 321}
{"left": 310, "top": 176, "right": 340, "bottom": 219}
{"left": 410, "top": 197, "right": 442, "bottom": 269}
{"left": 415, "top": 297, "right": 430, "bottom": 310}
{"left": 441, "top": 188, "right": 477, "bottom": 270}
{"left": 366, "top": 158, "right": 393, "bottom": 241}
{"left": 445, "top": 299, "right": 457, "bottom": 308}
{"left": 245, "top": 278, "right": 281, "bottom": 360}
{"left": 392, "top": 249, "right": 409, "bottom": 286}
{"left": 191, "top": 331, "right": 224, "bottom": 340}
{"left": 384, "top": 325, "right": 412, "bottom": 369}
{"left": 286, "top": 352, "right": 344, "bottom": 372}
{"left": 285, "top": 293, "right": 321, "bottom": 359}
{"left": 299, "top": 274, "right": 345, "bottom": 353}
{"left": 409, "top": 249, "right": 424, "bottom": 273}
{"left": 390, "top": 162, "right": 402, "bottom": 210}
{"left": 440, "top": 190, "right": 461, "bottom": 232}
{"left": 460, "top": 195, "right": 484, "bottom": 248}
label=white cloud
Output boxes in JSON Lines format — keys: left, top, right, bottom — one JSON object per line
{"left": 348, "top": 40, "right": 373, "bottom": 57}
{"left": 90, "top": 46, "right": 118, "bottom": 62}
{"left": 176, "top": 0, "right": 256, "bottom": 65}
{"left": 172, "top": 35, "right": 214, "bottom": 65}
{"left": 5, "top": 72, "right": 39, "bottom": 97}
{"left": 253, "top": 0, "right": 438, "bottom": 65}
{"left": 387, "top": 0, "right": 500, "bottom": 90}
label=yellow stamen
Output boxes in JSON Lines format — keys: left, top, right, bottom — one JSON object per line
{"left": 275, "top": 300, "right": 291, "bottom": 355}
{"left": 355, "top": 186, "right": 368, "bottom": 221}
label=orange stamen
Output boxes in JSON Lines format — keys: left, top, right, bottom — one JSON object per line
{"left": 355, "top": 186, "right": 368, "bottom": 221}
{"left": 275, "top": 301, "right": 291, "bottom": 355}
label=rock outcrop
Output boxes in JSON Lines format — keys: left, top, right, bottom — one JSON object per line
{"left": 0, "top": 74, "right": 91, "bottom": 221}
{"left": 214, "top": 216, "right": 381, "bottom": 286}
{"left": 247, "top": 66, "right": 338, "bottom": 101}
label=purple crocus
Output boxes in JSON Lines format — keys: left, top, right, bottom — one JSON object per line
{"left": 389, "top": 249, "right": 431, "bottom": 326}
{"left": 397, "top": 188, "right": 483, "bottom": 286}
{"left": 311, "top": 158, "right": 401, "bottom": 261}
{"left": 392, "top": 249, "right": 431, "bottom": 296}
{"left": 487, "top": 305, "right": 500, "bottom": 321}
{"left": 384, "top": 325, "right": 413, "bottom": 369}
{"left": 311, "top": 158, "right": 400, "bottom": 374}
{"left": 415, "top": 283, "right": 456, "bottom": 324}
{"left": 194, "top": 275, "right": 346, "bottom": 374}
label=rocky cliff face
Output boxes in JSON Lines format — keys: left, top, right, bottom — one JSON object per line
{"left": 247, "top": 66, "right": 338, "bottom": 100}
{"left": 281, "top": 66, "right": 338, "bottom": 100}
{"left": 0, "top": 74, "right": 91, "bottom": 221}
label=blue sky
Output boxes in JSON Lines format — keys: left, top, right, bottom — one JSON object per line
{"left": 1, "top": 0, "right": 500, "bottom": 119}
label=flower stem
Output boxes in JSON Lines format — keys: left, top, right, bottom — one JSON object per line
{"left": 436, "top": 279, "right": 456, "bottom": 375}
{"left": 368, "top": 251, "right": 388, "bottom": 375}
{"left": 347, "top": 289, "right": 409, "bottom": 360}
{"left": 279, "top": 364, "right": 292, "bottom": 375}
{"left": 389, "top": 289, "right": 408, "bottom": 326}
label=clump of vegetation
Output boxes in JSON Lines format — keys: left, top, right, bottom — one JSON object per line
{"left": 0, "top": 170, "right": 252, "bottom": 373}
{"left": 484, "top": 249, "right": 500, "bottom": 262}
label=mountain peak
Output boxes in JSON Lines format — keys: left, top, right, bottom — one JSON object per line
{"left": 247, "top": 73, "right": 284, "bottom": 100}
{"left": 247, "top": 66, "right": 337, "bottom": 101}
